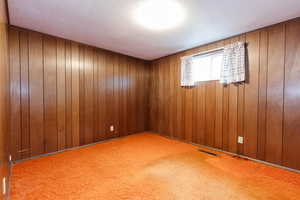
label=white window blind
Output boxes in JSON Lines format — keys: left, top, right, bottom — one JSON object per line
{"left": 191, "top": 50, "right": 223, "bottom": 82}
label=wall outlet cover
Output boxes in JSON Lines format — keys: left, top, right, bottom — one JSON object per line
{"left": 110, "top": 125, "right": 114, "bottom": 132}
{"left": 238, "top": 136, "right": 244, "bottom": 144}
{"left": 2, "top": 177, "right": 6, "bottom": 195}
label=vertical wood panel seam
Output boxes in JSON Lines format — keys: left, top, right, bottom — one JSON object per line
{"left": 42, "top": 35, "right": 45, "bottom": 154}
{"left": 236, "top": 33, "right": 244, "bottom": 155}
{"left": 256, "top": 32, "right": 261, "bottom": 157}
{"left": 70, "top": 43, "right": 73, "bottom": 146}
{"left": 18, "top": 30, "right": 22, "bottom": 155}
{"left": 227, "top": 86, "right": 230, "bottom": 150}
{"left": 64, "top": 41, "right": 67, "bottom": 148}
{"left": 27, "top": 32, "right": 31, "bottom": 155}
{"left": 241, "top": 82, "right": 245, "bottom": 154}
{"left": 55, "top": 38, "right": 58, "bottom": 151}
{"left": 264, "top": 30, "right": 269, "bottom": 160}
{"left": 281, "top": 23, "right": 287, "bottom": 164}
{"left": 255, "top": 32, "right": 261, "bottom": 158}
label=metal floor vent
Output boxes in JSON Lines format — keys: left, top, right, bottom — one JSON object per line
{"left": 198, "top": 149, "right": 218, "bottom": 157}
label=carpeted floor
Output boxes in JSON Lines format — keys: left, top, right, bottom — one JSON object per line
{"left": 11, "top": 133, "right": 300, "bottom": 200}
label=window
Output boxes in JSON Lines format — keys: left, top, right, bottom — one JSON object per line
{"left": 191, "top": 50, "right": 223, "bottom": 82}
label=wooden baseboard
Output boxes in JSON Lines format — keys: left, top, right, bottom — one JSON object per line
{"left": 158, "top": 133, "right": 300, "bottom": 174}
{"left": 13, "top": 132, "right": 148, "bottom": 164}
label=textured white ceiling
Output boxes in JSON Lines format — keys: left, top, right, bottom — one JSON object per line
{"left": 8, "top": 0, "right": 300, "bottom": 60}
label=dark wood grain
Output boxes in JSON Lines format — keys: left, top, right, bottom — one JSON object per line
{"left": 149, "top": 19, "right": 300, "bottom": 171}
{"left": 79, "top": 45, "right": 85, "bottom": 145}
{"left": 43, "top": 35, "right": 58, "bottom": 153}
{"left": 28, "top": 31, "right": 44, "bottom": 156}
{"left": 265, "top": 24, "right": 285, "bottom": 165}
{"left": 105, "top": 52, "right": 114, "bottom": 138}
{"left": 71, "top": 42, "right": 80, "bottom": 147}
{"left": 283, "top": 19, "right": 300, "bottom": 170}
{"left": 113, "top": 54, "right": 120, "bottom": 137}
{"left": 9, "top": 28, "right": 21, "bottom": 160}
{"left": 93, "top": 49, "right": 99, "bottom": 141}
{"left": 84, "top": 46, "right": 94, "bottom": 144}
{"left": 65, "top": 41, "right": 72, "bottom": 148}
{"left": 9, "top": 26, "right": 150, "bottom": 161}
{"left": 243, "top": 31, "right": 260, "bottom": 158}
{"left": 257, "top": 30, "right": 268, "bottom": 160}
{"left": 20, "top": 31, "right": 30, "bottom": 158}
{"left": 56, "top": 39, "right": 66, "bottom": 150}
{"left": 205, "top": 81, "right": 216, "bottom": 147}
{"left": 196, "top": 77, "right": 206, "bottom": 144}
{"left": 97, "top": 50, "right": 107, "bottom": 140}
{"left": 119, "top": 55, "right": 126, "bottom": 136}
{"left": 169, "top": 56, "right": 175, "bottom": 138}
{"left": 0, "top": 1, "right": 10, "bottom": 198}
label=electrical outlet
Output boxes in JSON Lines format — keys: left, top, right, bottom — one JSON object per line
{"left": 238, "top": 136, "right": 244, "bottom": 144}
{"left": 2, "top": 177, "right": 6, "bottom": 195}
{"left": 110, "top": 125, "right": 114, "bottom": 132}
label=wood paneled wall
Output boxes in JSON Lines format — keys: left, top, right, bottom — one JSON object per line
{"left": 0, "top": 0, "right": 10, "bottom": 199}
{"left": 149, "top": 18, "right": 300, "bottom": 171}
{"left": 9, "top": 27, "right": 150, "bottom": 161}
{"left": 8, "top": 17, "right": 300, "bottom": 171}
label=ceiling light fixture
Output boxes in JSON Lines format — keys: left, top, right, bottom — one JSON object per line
{"left": 134, "top": 0, "right": 185, "bottom": 31}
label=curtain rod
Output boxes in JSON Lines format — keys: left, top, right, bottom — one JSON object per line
{"left": 188, "top": 41, "right": 247, "bottom": 58}
{"left": 191, "top": 47, "right": 224, "bottom": 58}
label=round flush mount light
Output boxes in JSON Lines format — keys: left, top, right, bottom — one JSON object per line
{"left": 134, "top": 0, "right": 185, "bottom": 31}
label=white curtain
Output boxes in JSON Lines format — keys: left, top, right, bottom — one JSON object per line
{"left": 220, "top": 42, "right": 246, "bottom": 84}
{"left": 181, "top": 55, "right": 195, "bottom": 86}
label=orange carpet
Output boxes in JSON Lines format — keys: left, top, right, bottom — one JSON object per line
{"left": 11, "top": 133, "right": 300, "bottom": 200}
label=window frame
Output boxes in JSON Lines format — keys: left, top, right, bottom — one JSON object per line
{"left": 191, "top": 49, "right": 224, "bottom": 83}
